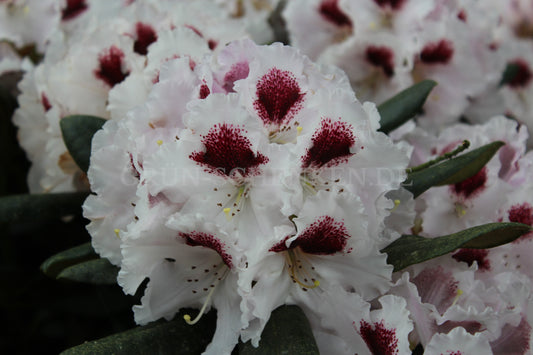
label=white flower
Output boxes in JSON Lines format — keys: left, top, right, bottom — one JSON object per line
{"left": 404, "top": 116, "right": 527, "bottom": 236}
{"left": 354, "top": 295, "right": 413, "bottom": 355}
{"left": 143, "top": 93, "right": 290, "bottom": 254}
{"left": 425, "top": 327, "right": 492, "bottom": 355}
{"left": 83, "top": 119, "right": 141, "bottom": 266}
{"left": 215, "top": 0, "right": 280, "bottom": 44}
{"left": 119, "top": 210, "right": 247, "bottom": 355}
{"left": 240, "top": 191, "right": 393, "bottom": 346}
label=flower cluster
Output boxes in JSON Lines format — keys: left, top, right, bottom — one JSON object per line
{"left": 83, "top": 38, "right": 412, "bottom": 353}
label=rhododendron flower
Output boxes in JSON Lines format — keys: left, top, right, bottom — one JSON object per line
{"left": 118, "top": 196, "right": 247, "bottom": 355}
{"left": 424, "top": 327, "right": 492, "bottom": 355}
{"left": 215, "top": 0, "right": 280, "bottom": 44}
{"left": 240, "top": 191, "right": 395, "bottom": 348}
{"left": 401, "top": 116, "right": 528, "bottom": 236}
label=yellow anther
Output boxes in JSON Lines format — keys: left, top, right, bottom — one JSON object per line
{"left": 156, "top": 139, "right": 163, "bottom": 146}
{"left": 297, "top": 126, "right": 303, "bottom": 135}
{"left": 184, "top": 281, "right": 218, "bottom": 325}
{"left": 455, "top": 203, "right": 467, "bottom": 217}
{"left": 369, "top": 22, "right": 377, "bottom": 30}
{"left": 223, "top": 208, "right": 232, "bottom": 221}
{"left": 313, "top": 280, "right": 320, "bottom": 287}
{"left": 391, "top": 199, "right": 401, "bottom": 212}
{"left": 114, "top": 229, "right": 120, "bottom": 238}
{"left": 451, "top": 288, "right": 464, "bottom": 307}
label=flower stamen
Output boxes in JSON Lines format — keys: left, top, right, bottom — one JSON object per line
{"left": 286, "top": 250, "right": 320, "bottom": 289}
{"left": 223, "top": 208, "right": 232, "bottom": 221}
{"left": 455, "top": 203, "right": 467, "bottom": 217}
{"left": 183, "top": 286, "right": 216, "bottom": 325}
{"left": 184, "top": 268, "right": 228, "bottom": 325}
{"left": 451, "top": 288, "right": 463, "bottom": 307}
{"left": 221, "top": 186, "right": 247, "bottom": 221}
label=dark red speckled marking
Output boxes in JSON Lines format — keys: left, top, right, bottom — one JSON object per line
{"left": 506, "top": 59, "right": 533, "bottom": 89}
{"left": 438, "top": 320, "right": 483, "bottom": 335}
{"left": 457, "top": 9, "right": 467, "bottom": 22}
{"left": 270, "top": 216, "right": 349, "bottom": 254}
{"left": 61, "top": 0, "right": 88, "bottom": 21}
{"left": 420, "top": 39, "right": 454, "bottom": 64}
{"left": 508, "top": 202, "right": 533, "bottom": 242}
{"left": 319, "top": 0, "right": 352, "bottom": 27}
{"left": 452, "top": 248, "right": 490, "bottom": 271}
{"left": 359, "top": 319, "right": 400, "bottom": 355}
{"left": 41, "top": 93, "right": 52, "bottom": 112}
{"left": 301, "top": 118, "right": 355, "bottom": 169}
{"left": 190, "top": 123, "right": 268, "bottom": 178}
{"left": 94, "top": 46, "right": 130, "bottom": 87}
{"left": 134, "top": 22, "right": 157, "bottom": 55}
{"left": 490, "top": 317, "right": 531, "bottom": 354}
{"left": 450, "top": 167, "right": 487, "bottom": 200}
{"left": 254, "top": 68, "right": 305, "bottom": 126}
{"left": 180, "top": 231, "right": 233, "bottom": 268}
{"left": 509, "top": 202, "right": 533, "bottom": 226}
{"left": 223, "top": 62, "right": 250, "bottom": 93}
{"left": 199, "top": 84, "right": 210, "bottom": 99}
{"left": 366, "top": 46, "right": 395, "bottom": 77}
{"left": 412, "top": 266, "right": 458, "bottom": 314}
{"left": 373, "top": 0, "right": 406, "bottom": 10}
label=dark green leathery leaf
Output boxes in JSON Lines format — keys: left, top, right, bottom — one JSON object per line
{"left": 377, "top": 80, "right": 437, "bottom": 134}
{"left": 0, "top": 192, "right": 88, "bottom": 224}
{"left": 238, "top": 305, "right": 319, "bottom": 355}
{"left": 60, "top": 308, "right": 217, "bottom": 355}
{"left": 60, "top": 115, "right": 107, "bottom": 173}
{"left": 403, "top": 141, "right": 504, "bottom": 198}
{"left": 41, "top": 242, "right": 98, "bottom": 278}
{"left": 57, "top": 258, "right": 119, "bottom": 285}
{"left": 382, "top": 222, "right": 532, "bottom": 272}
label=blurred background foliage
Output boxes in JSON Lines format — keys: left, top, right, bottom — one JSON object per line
{"left": 0, "top": 72, "right": 138, "bottom": 354}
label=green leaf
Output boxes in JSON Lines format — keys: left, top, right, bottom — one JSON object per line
{"left": 60, "top": 308, "right": 216, "bottom": 355}
{"left": 60, "top": 115, "right": 107, "bottom": 173}
{"left": 57, "top": 258, "right": 119, "bottom": 285}
{"left": 382, "top": 222, "right": 532, "bottom": 272}
{"left": 500, "top": 62, "right": 521, "bottom": 86}
{"left": 239, "top": 305, "right": 319, "bottom": 355}
{"left": 0, "top": 192, "right": 88, "bottom": 224}
{"left": 403, "top": 141, "right": 504, "bottom": 198}
{"left": 41, "top": 243, "right": 98, "bottom": 278}
{"left": 377, "top": 80, "right": 437, "bottom": 134}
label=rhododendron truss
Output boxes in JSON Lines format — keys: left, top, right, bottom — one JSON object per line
{"left": 81, "top": 38, "right": 411, "bottom": 354}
